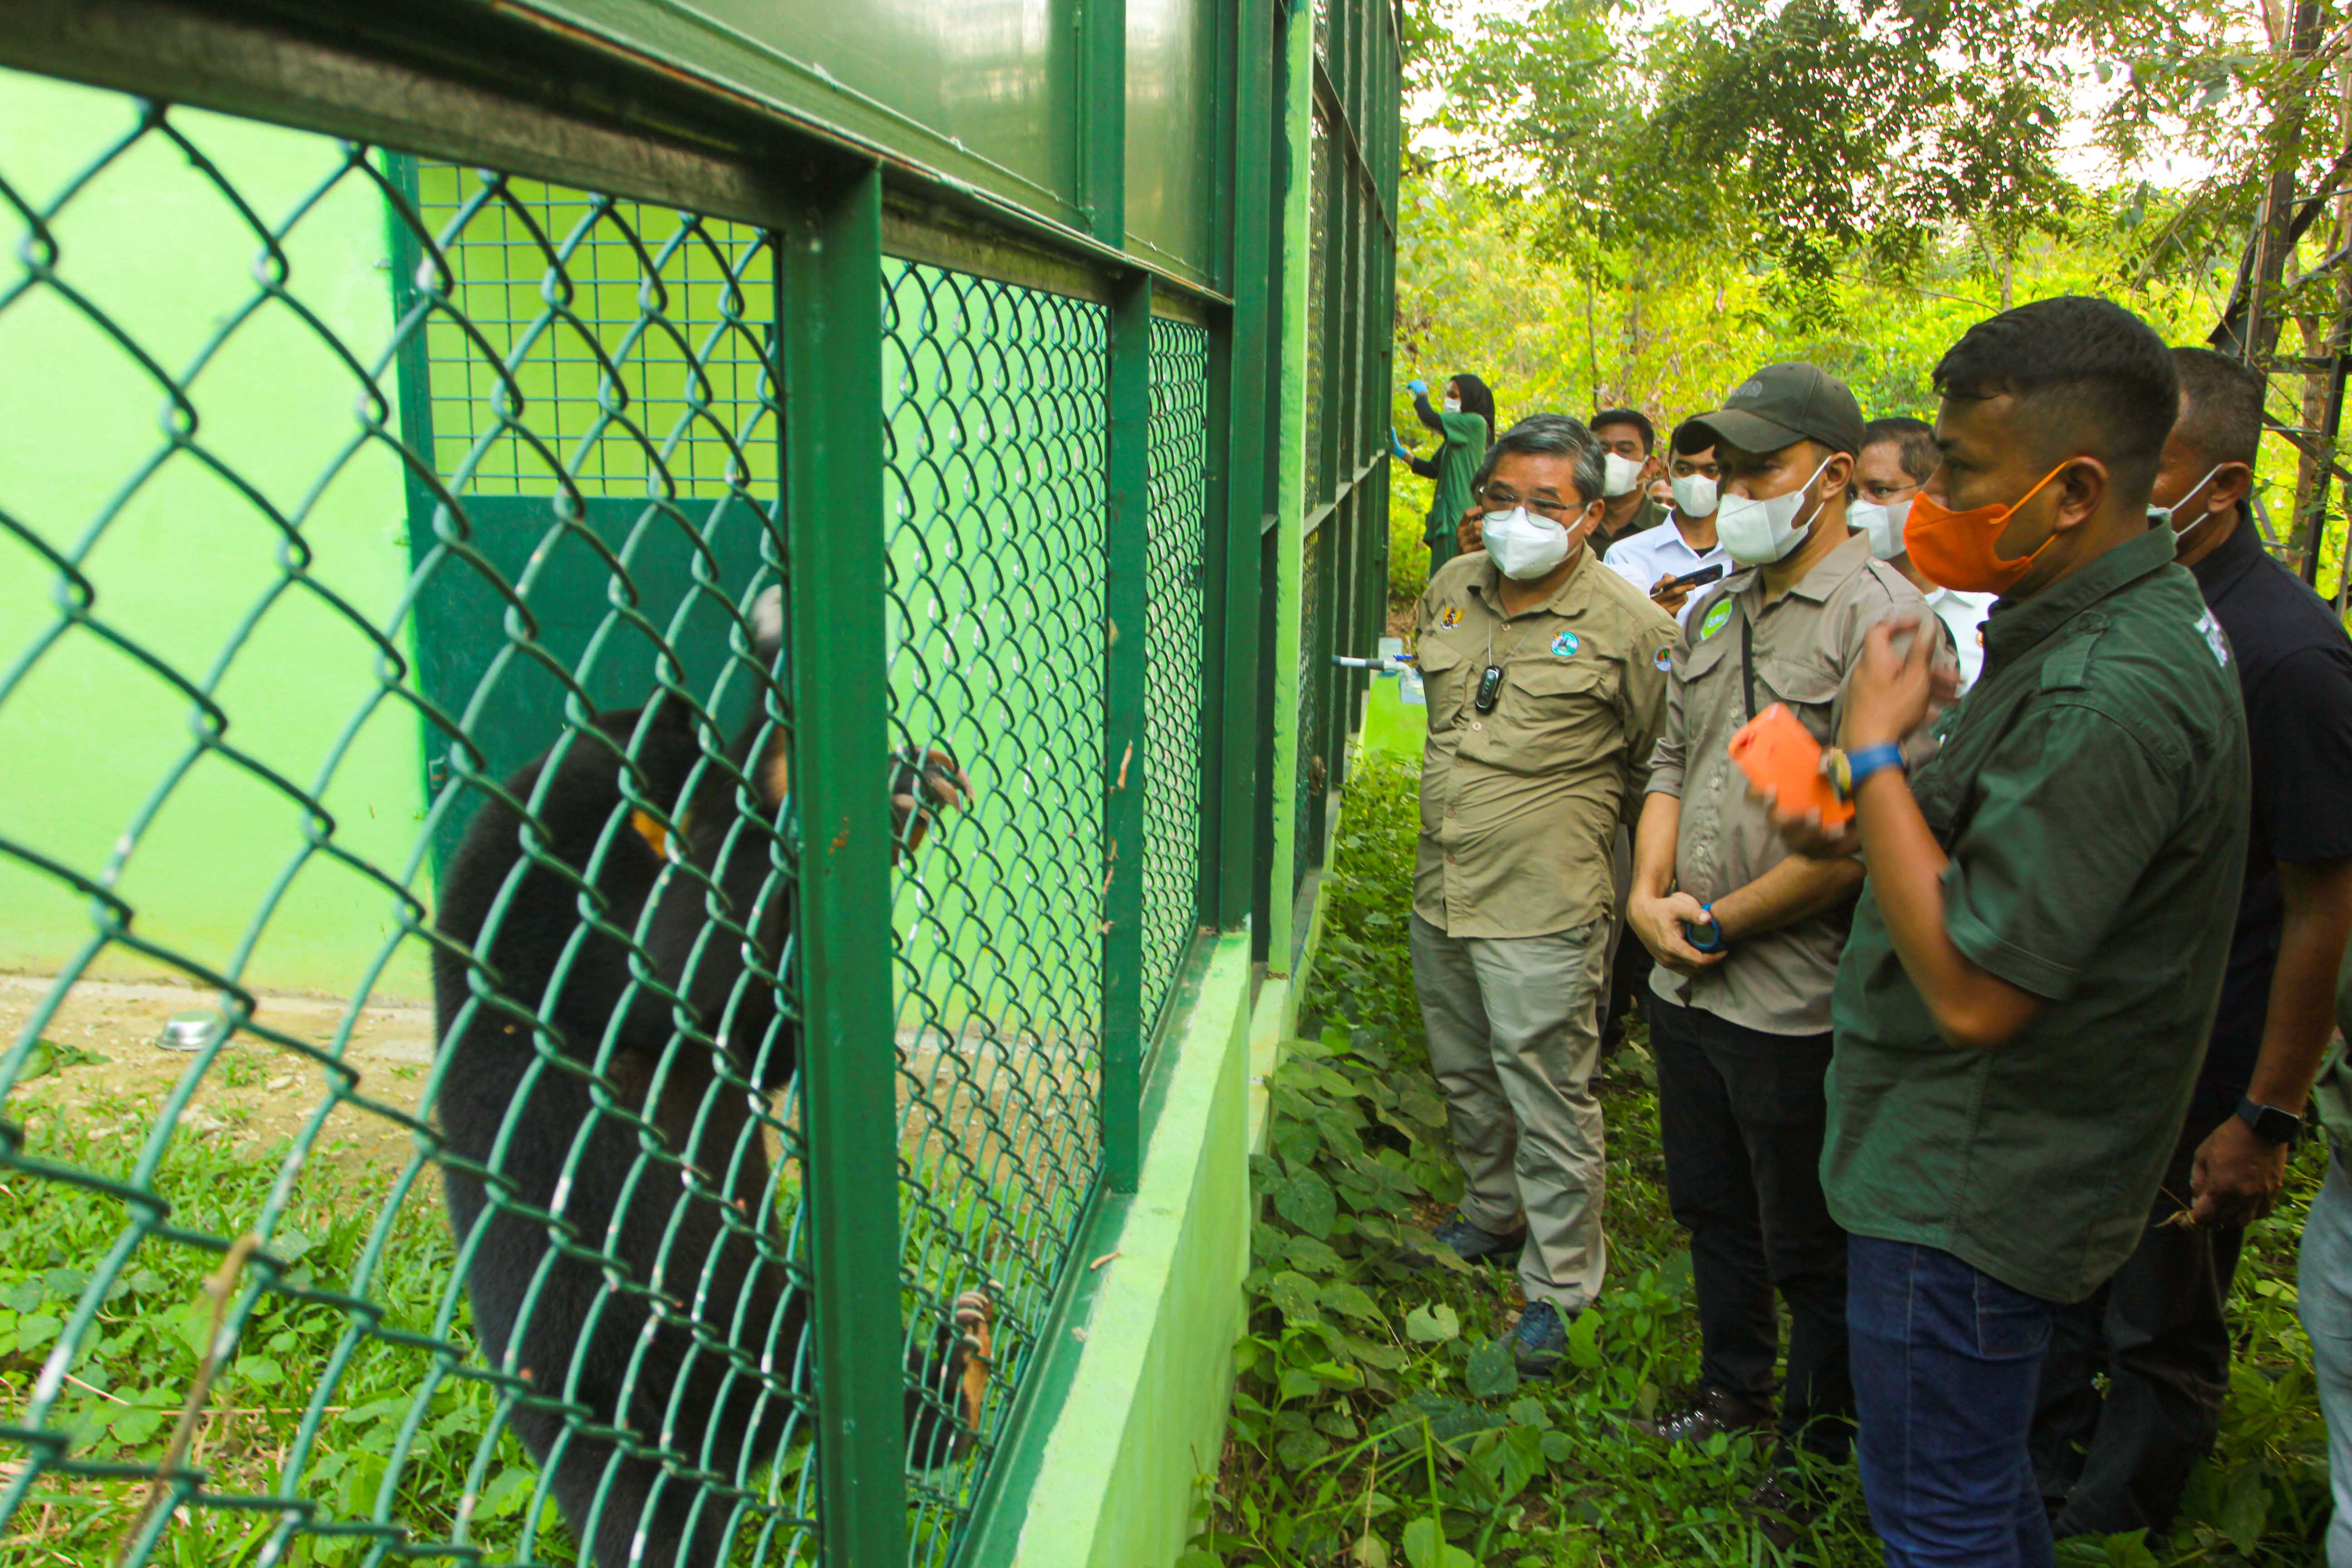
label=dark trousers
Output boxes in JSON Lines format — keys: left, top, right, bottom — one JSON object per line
{"left": 1851, "top": 1236, "right": 2058, "bottom": 1568}
{"left": 1650, "top": 993, "right": 1852, "bottom": 1457}
{"left": 2029, "top": 1117, "right": 2243, "bottom": 1538}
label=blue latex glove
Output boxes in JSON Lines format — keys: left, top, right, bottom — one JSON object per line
{"left": 1390, "top": 426, "right": 1411, "bottom": 460}
{"left": 1406, "top": 377, "right": 1429, "bottom": 397}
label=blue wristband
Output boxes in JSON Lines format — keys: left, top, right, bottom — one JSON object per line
{"left": 1684, "top": 903, "right": 1726, "bottom": 953}
{"left": 1836, "top": 742, "right": 1906, "bottom": 801}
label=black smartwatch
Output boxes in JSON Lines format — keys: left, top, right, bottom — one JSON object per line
{"left": 2235, "top": 1095, "right": 2304, "bottom": 1147}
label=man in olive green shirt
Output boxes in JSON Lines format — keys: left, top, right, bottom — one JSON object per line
{"left": 1814, "top": 297, "right": 2249, "bottom": 1566}
{"left": 1626, "top": 363, "right": 1933, "bottom": 1496}
{"left": 1411, "top": 413, "right": 1674, "bottom": 1377}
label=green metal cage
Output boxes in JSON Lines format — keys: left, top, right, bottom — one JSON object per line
{"left": 0, "top": 0, "right": 1398, "bottom": 1563}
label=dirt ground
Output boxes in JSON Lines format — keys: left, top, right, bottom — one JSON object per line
{"left": 2, "top": 970, "right": 1095, "bottom": 1201}
{"left": 0, "top": 971, "right": 433, "bottom": 1173}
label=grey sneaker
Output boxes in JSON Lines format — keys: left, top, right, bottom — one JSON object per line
{"left": 1436, "top": 1210, "right": 1526, "bottom": 1259}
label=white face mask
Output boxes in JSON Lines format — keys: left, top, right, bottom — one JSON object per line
{"left": 1442, "top": 396, "right": 1463, "bottom": 413}
{"left": 1669, "top": 472, "right": 1719, "bottom": 518}
{"left": 2148, "top": 464, "right": 2226, "bottom": 534}
{"left": 1602, "top": 452, "right": 1645, "bottom": 498}
{"left": 1483, "top": 505, "right": 1576, "bottom": 580}
{"left": 1849, "top": 497, "right": 1913, "bottom": 560}
{"left": 1715, "top": 455, "right": 1835, "bottom": 566}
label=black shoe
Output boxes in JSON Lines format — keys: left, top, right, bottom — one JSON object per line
{"left": 1402, "top": 1210, "right": 1526, "bottom": 1269}
{"left": 1744, "top": 1475, "right": 1812, "bottom": 1549}
{"left": 1627, "top": 1384, "right": 1775, "bottom": 1446}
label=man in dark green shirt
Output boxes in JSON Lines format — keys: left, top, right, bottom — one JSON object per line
{"left": 1589, "top": 407, "right": 1668, "bottom": 560}
{"left": 1803, "top": 297, "right": 2249, "bottom": 1565}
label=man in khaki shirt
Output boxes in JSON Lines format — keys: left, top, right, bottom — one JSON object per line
{"left": 1625, "top": 363, "right": 1934, "bottom": 1503}
{"left": 1411, "top": 414, "right": 1675, "bottom": 1377}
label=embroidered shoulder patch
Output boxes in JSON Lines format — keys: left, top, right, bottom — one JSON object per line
{"left": 1654, "top": 647, "right": 1673, "bottom": 673}
{"left": 1700, "top": 601, "right": 1734, "bottom": 640}
{"left": 1551, "top": 631, "right": 1581, "bottom": 659}
{"left": 1439, "top": 605, "right": 1463, "bottom": 630}
{"left": 2195, "top": 610, "right": 2230, "bottom": 668}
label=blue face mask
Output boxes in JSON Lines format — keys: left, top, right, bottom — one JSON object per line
{"left": 2148, "top": 464, "right": 2227, "bottom": 534}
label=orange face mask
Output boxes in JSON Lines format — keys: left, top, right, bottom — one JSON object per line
{"left": 1902, "top": 462, "right": 2072, "bottom": 595}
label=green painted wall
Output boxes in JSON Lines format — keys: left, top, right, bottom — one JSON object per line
{"left": 0, "top": 71, "right": 428, "bottom": 999}
{"left": 960, "top": 933, "right": 1255, "bottom": 1568}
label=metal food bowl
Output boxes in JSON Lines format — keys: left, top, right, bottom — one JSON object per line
{"left": 154, "top": 1009, "right": 225, "bottom": 1053}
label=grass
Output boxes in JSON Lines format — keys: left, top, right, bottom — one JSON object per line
{"left": 0, "top": 1085, "right": 579, "bottom": 1568}
{"left": 1195, "top": 750, "right": 2332, "bottom": 1567}
{"left": 0, "top": 1069, "right": 1032, "bottom": 1567}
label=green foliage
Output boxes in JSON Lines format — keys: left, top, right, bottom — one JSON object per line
{"left": 0, "top": 1093, "right": 578, "bottom": 1566}
{"left": 1195, "top": 750, "right": 2333, "bottom": 1567}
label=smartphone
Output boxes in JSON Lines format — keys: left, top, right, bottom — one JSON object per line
{"left": 1729, "top": 703, "right": 1852, "bottom": 828}
{"left": 1656, "top": 563, "right": 1727, "bottom": 597}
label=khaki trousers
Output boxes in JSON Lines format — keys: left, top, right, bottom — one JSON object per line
{"left": 1408, "top": 911, "right": 1608, "bottom": 1313}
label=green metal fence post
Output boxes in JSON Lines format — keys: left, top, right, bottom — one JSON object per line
{"left": 1080, "top": 0, "right": 1128, "bottom": 247}
{"left": 1219, "top": 0, "right": 1277, "bottom": 934}
{"left": 778, "top": 157, "right": 908, "bottom": 1563}
{"left": 1102, "top": 270, "right": 1152, "bottom": 1192}
{"left": 1267, "top": 0, "right": 1313, "bottom": 969}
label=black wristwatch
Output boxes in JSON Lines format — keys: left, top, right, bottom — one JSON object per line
{"left": 2235, "top": 1095, "right": 2304, "bottom": 1147}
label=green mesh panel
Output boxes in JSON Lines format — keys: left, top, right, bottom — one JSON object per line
{"left": 1141, "top": 317, "right": 1210, "bottom": 1031}
{"left": 879, "top": 260, "right": 1106, "bottom": 1563}
{"left": 1293, "top": 521, "right": 1324, "bottom": 900}
{"left": 0, "top": 80, "right": 1002, "bottom": 1568}
{"left": 1303, "top": 108, "right": 1329, "bottom": 509}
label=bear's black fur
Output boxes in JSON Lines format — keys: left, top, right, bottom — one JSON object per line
{"left": 430, "top": 597, "right": 984, "bottom": 1568}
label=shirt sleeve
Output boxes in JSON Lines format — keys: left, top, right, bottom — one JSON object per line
{"left": 1619, "top": 614, "right": 1675, "bottom": 808}
{"left": 1830, "top": 579, "right": 1945, "bottom": 771}
{"left": 1940, "top": 701, "right": 2181, "bottom": 1001}
{"left": 2248, "top": 642, "right": 2352, "bottom": 865}
{"left": 1645, "top": 612, "right": 1695, "bottom": 799}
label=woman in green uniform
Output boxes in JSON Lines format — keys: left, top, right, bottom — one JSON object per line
{"left": 1392, "top": 372, "right": 1494, "bottom": 570}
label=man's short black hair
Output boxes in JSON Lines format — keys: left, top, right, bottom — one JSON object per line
{"left": 1931, "top": 296, "right": 2180, "bottom": 499}
{"left": 1589, "top": 407, "right": 1656, "bottom": 453}
{"left": 1471, "top": 413, "right": 1606, "bottom": 505}
{"left": 1862, "top": 416, "right": 1939, "bottom": 485}
{"left": 2170, "top": 347, "right": 2264, "bottom": 472}
{"left": 1668, "top": 417, "right": 1717, "bottom": 459}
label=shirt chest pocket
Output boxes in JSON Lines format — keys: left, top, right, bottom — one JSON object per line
{"left": 1499, "top": 656, "right": 1617, "bottom": 759}
{"left": 1416, "top": 640, "right": 1472, "bottom": 731}
{"left": 1754, "top": 654, "right": 1841, "bottom": 745}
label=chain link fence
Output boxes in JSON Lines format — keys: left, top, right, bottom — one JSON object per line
{"left": 1141, "top": 318, "right": 1210, "bottom": 1032}
{"left": 0, "top": 66, "right": 1219, "bottom": 1568}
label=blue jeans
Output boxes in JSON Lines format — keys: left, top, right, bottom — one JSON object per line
{"left": 1848, "top": 1235, "right": 2058, "bottom": 1568}
{"left": 2301, "top": 1152, "right": 2352, "bottom": 1568}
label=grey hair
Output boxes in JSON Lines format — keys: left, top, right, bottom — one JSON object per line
{"left": 1470, "top": 412, "right": 1607, "bottom": 506}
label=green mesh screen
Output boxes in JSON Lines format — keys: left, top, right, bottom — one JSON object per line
{"left": 1140, "top": 317, "right": 1210, "bottom": 1030}
{"left": 1293, "top": 520, "right": 1324, "bottom": 900}
{"left": 0, "top": 78, "right": 1046, "bottom": 1568}
{"left": 879, "top": 260, "right": 1107, "bottom": 1561}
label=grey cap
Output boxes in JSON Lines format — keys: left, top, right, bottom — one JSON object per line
{"left": 1688, "top": 363, "right": 1867, "bottom": 459}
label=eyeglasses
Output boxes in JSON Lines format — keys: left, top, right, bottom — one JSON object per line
{"left": 1478, "top": 485, "right": 1588, "bottom": 523}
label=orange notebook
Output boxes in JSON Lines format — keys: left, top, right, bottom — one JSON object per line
{"left": 1729, "top": 703, "right": 1852, "bottom": 828}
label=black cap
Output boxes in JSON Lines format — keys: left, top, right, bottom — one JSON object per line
{"left": 1688, "top": 363, "right": 1867, "bottom": 459}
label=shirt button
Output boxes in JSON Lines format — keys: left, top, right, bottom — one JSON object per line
{"left": 1444, "top": 853, "right": 1455, "bottom": 864}
{"left": 1470, "top": 721, "right": 1484, "bottom": 731}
